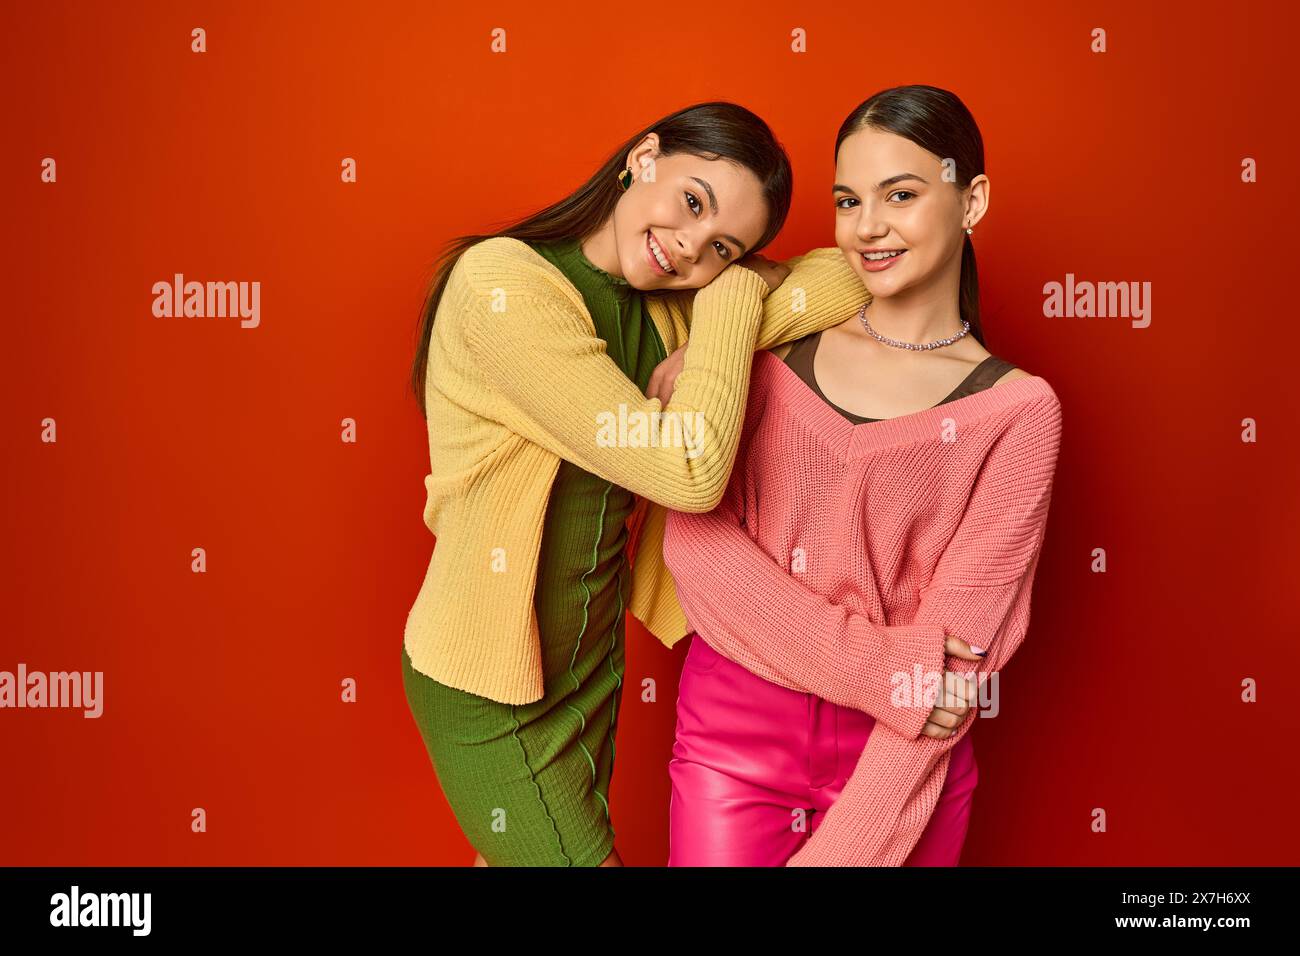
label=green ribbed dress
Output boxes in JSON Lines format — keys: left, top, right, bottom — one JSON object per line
{"left": 401, "top": 235, "right": 667, "bottom": 866}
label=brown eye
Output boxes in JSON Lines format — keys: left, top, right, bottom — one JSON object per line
{"left": 685, "top": 191, "right": 702, "bottom": 215}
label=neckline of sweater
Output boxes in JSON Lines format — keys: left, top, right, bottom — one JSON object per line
{"left": 754, "top": 348, "right": 1057, "bottom": 457}
{"left": 553, "top": 236, "right": 633, "bottom": 292}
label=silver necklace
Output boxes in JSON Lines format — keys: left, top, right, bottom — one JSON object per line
{"left": 857, "top": 302, "right": 971, "bottom": 351}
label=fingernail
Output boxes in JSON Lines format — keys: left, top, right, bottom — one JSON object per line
{"left": 971, "top": 645, "right": 987, "bottom": 657}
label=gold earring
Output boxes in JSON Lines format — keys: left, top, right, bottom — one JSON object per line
{"left": 616, "top": 166, "right": 633, "bottom": 191}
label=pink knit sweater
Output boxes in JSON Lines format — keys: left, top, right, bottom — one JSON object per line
{"left": 661, "top": 349, "right": 1062, "bottom": 866}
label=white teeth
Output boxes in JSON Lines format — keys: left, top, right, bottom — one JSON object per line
{"left": 649, "top": 232, "right": 674, "bottom": 272}
{"left": 863, "top": 250, "right": 904, "bottom": 261}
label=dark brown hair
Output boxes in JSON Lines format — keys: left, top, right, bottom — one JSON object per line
{"left": 834, "top": 85, "right": 986, "bottom": 345}
{"left": 409, "top": 101, "right": 794, "bottom": 417}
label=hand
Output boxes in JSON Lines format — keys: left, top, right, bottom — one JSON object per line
{"left": 735, "top": 253, "right": 790, "bottom": 294}
{"left": 645, "top": 255, "right": 786, "bottom": 406}
{"left": 921, "top": 635, "right": 985, "bottom": 740}
{"left": 645, "top": 345, "right": 687, "bottom": 406}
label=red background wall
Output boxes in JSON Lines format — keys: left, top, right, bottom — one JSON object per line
{"left": 4, "top": 0, "right": 1297, "bottom": 865}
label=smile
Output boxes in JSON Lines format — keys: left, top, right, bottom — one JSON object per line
{"left": 860, "top": 248, "right": 907, "bottom": 272}
{"left": 647, "top": 231, "right": 676, "bottom": 275}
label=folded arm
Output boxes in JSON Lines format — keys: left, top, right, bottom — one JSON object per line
{"left": 663, "top": 390, "right": 1063, "bottom": 747}
{"left": 460, "top": 242, "right": 769, "bottom": 514}
{"left": 788, "top": 395, "right": 1064, "bottom": 866}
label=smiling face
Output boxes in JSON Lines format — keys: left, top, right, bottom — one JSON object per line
{"left": 832, "top": 125, "right": 988, "bottom": 301}
{"left": 609, "top": 135, "right": 770, "bottom": 291}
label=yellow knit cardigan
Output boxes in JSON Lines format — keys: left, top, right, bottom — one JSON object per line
{"left": 403, "top": 236, "right": 869, "bottom": 704}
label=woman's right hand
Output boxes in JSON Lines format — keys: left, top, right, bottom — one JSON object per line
{"left": 921, "top": 635, "right": 986, "bottom": 740}
{"left": 736, "top": 253, "right": 790, "bottom": 293}
{"left": 645, "top": 345, "right": 687, "bottom": 407}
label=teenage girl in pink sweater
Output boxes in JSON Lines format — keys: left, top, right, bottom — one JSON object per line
{"left": 655, "top": 85, "right": 1062, "bottom": 866}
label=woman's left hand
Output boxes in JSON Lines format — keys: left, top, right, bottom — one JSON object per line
{"left": 645, "top": 345, "right": 687, "bottom": 406}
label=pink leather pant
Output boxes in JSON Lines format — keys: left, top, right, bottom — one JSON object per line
{"left": 669, "top": 633, "right": 979, "bottom": 866}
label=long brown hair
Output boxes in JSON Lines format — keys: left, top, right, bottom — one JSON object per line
{"left": 410, "top": 101, "right": 794, "bottom": 417}
{"left": 834, "top": 85, "right": 987, "bottom": 346}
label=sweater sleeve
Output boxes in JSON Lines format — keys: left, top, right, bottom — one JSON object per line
{"left": 460, "top": 246, "right": 769, "bottom": 514}
{"left": 786, "top": 395, "right": 1063, "bottom": 866}
{"left": 756, "top": 248, "right": 868, "bottom": 351}
{"left": 662, "top": 450, "right": 949, "bottom": 740}
{"left": 657, "top": 248, "right": 868, "bottom": 355}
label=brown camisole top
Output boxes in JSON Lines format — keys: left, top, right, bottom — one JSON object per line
{"left": 780, "top": 329, "right": 1019, "bottom": 424}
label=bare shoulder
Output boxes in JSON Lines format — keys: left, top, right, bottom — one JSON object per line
{"left": 994, "top": 366, "right": 1033, "bottom": 385}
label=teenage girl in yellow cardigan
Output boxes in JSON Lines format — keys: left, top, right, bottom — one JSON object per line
{"left": 402, "top": 101, "right": 862, "bottom": 867}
